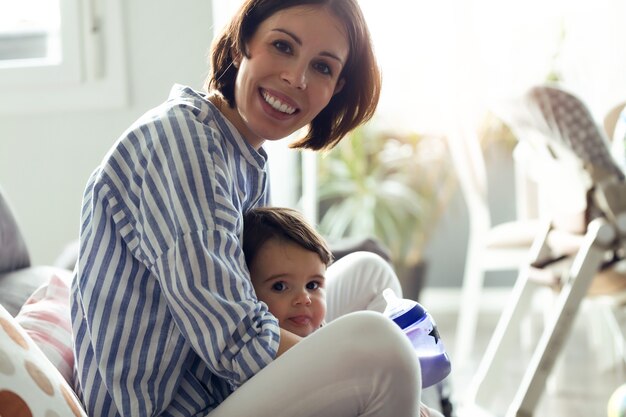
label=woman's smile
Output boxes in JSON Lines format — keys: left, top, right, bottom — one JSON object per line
{"left": 260, "top": 88, "right": 299, "bottom": 117}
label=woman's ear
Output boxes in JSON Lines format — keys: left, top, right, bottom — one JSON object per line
{"left": 333, "top": 78, "right": 346, "bottom": 95}
{"left": 231, "top": 50, "right": 242, "bottom": 68}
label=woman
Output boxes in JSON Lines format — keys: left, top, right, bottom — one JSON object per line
{"left": 71, "top": 1, "right": 436, "bottom": 416}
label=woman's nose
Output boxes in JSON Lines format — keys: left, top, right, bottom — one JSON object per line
{"left": 281, "top": 62, "right": 307, "bottom": 90}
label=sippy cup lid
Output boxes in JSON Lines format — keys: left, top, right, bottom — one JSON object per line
{"left": 382, "top": 288, "right": 426, "bottom": 329}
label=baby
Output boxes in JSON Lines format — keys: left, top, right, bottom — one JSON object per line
{"left": 242, "top": 207, "right": 331, "bottom": 337}
{"left": 242, "top": 207, "right": 441, "bottom": 417}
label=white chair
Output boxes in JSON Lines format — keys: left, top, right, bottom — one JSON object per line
{"left": 462, "top": 85, "right": 626, "bottom": 417}
{"left": 607, "top": 101, "right": 626, "bottom": 173}
{"left": 446, "top": 121, "right": 543, "bottom": 368}
{"left": 605, "top": 101, "right": 626, "bottom": 142}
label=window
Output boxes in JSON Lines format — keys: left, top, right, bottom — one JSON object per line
{"left": 0, "top": 0, "right": 61, "bottom": 64}
{"left": 0, "top": 0, "right": 127, "bottom": 113}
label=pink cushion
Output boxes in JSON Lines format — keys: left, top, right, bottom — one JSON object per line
{"left": 15, "top": 272, "right": 73, "bottom": 384}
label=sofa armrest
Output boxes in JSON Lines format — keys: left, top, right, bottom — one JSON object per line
{"left": 0, "top": 185, "right": 31, "bottom": 273}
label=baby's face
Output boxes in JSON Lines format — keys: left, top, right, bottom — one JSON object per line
{"left": 249, "top": 239, "right": 326, "bottom": 337}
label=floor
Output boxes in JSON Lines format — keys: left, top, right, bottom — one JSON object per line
{"left": 424, "top": 298, "right": 626, "bottom": 417}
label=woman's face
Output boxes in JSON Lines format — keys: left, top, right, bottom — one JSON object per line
{"left": 228, "top": 5, "right": 349, "bottom": 149}
{"left": 249, "top": 239, "right": 327, "bottom": 337}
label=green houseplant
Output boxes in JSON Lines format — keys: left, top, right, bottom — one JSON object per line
{"left": 317, "top": 121, "right": 457, "bottom": 299}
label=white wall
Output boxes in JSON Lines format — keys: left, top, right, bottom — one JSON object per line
{"left": 0, "top": 1, "right": 214, "bottom": 264}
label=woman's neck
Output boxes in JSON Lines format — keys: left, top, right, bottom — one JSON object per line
{"left": 208, "top": 93, "right": 265, "bottom": 150}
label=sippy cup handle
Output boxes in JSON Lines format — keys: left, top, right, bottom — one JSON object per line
{"left": 382, "top": 288, "right": 451, "bottom": 388}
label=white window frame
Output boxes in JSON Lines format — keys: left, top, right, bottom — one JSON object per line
{"left": 0, "top": 0, "right": 127, "bottom": 114}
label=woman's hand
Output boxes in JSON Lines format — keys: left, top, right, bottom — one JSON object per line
{"left": 420, "top": 402, "right": 445, "bottom": 417}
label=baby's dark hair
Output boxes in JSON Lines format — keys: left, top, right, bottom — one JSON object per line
{"left": 242, "top": 207, "right": 333, "bottom": 268}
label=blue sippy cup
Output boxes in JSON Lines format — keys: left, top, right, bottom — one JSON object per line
{"left": 382, "top": 288, "right": 451, "bottom": 388}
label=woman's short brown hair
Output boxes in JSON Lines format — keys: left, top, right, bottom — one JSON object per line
{"left": 242, "top": 207, "right": 333, "bottom": 268}
{"left": 206, "top": 0, "right": 381, "bottom": 151}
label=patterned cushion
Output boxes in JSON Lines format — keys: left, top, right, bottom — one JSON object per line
{"left": 0, "top": 303, "right": 87, "bottom": 417}
{"left": 15, "top": 272, "right": 74, "bottom": 383}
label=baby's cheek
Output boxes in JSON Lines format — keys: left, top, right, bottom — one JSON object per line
{"left": 319, "top": 300, "right": 327, "bottom": 324}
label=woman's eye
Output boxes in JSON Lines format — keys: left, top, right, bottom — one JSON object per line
{"left": 272, "top": 40, "right": 292, "bottom": 54}
{"left": 313, "top": 62, "right": 332, "bottom": 76}
{"left": 271, "top": 282, "right": 287, "bottom": 292}
{"left": 306, "top": 281, "right": 320, "bottom": 290}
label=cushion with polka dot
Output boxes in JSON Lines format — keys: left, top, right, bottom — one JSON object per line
{"left": 15, "top": 272, "right": 74, "bottom": 384}
{"left": 0, "top": 303, "right": 87, "bottom": 417}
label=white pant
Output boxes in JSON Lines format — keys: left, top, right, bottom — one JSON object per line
{"left": 209, "top": 252, "right": 439, "bottom": 417}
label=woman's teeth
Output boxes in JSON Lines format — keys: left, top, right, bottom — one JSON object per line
{"left": 262, "top": 91, "right": 296, "bottom": 114}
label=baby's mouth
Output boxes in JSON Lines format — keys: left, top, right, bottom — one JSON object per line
{"left": 288, "top": 316, "right": 311, "bottom": 325}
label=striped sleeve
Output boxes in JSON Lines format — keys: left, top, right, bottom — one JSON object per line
{"left": 71, "top": 87, "right": 280, "bottom": 417}
{"left": 108, "top": 102, "right": 282, "bottom": 377}
{"left": 153, "top": 229, "right": 280, "bottom": 381}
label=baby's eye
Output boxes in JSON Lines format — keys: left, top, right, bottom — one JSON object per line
{"left": 271, "top": 282, "right": 287, "bottom": 292}
{"left": 272, "top": 40, "right": 292, "bottom": 54}
{"left": 306, "top": 281, "right": 320, "bottom": 290}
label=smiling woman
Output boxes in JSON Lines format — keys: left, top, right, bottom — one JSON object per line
{"left": 67, "top": 0, "right": 442, "bottom": 416}
{"left": 215, "top": 5, "right": 350, "bottom": 148}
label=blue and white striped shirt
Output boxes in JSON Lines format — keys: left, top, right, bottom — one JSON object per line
{"left": 71, "top": 85, "right": 281, "bottom": 417}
